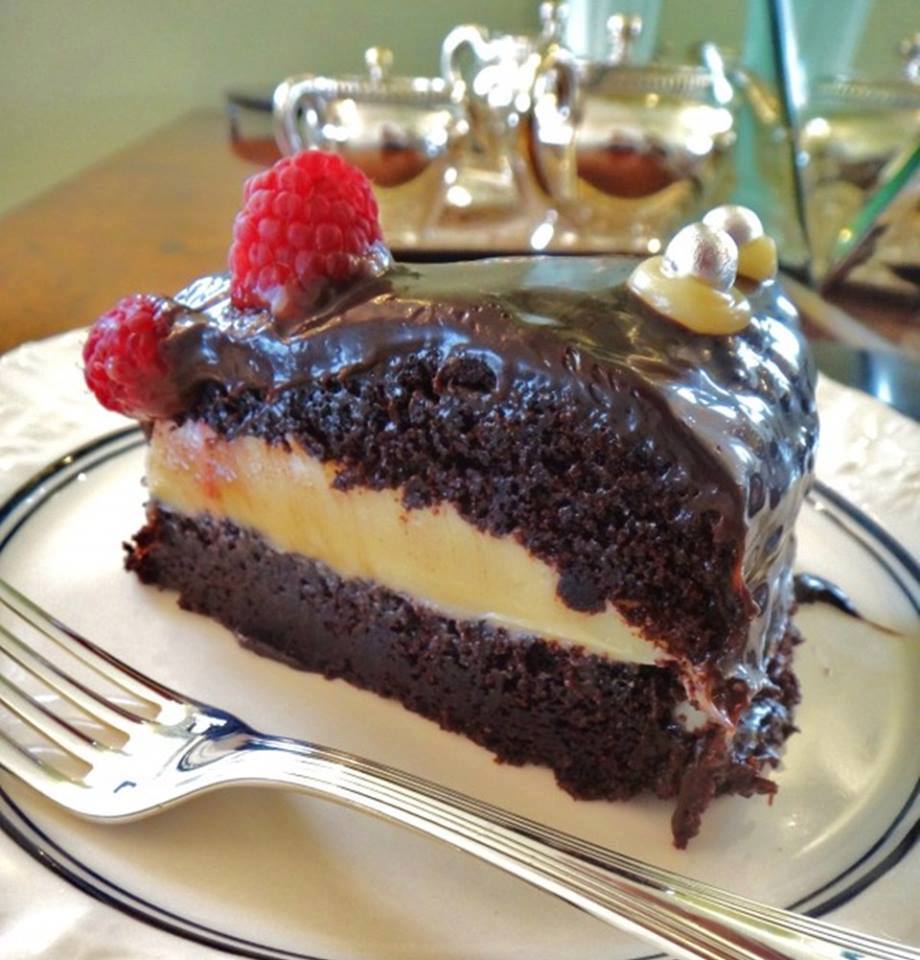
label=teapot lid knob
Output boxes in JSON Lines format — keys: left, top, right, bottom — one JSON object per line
{"left": 365, "top": 46, "right": 394, "bottom": 84}
{"left": 900, "top": 32, "right": 920, "bottom": 83}
{"left": 539, "top": 1, "right": 569, "bottom": 41}
{"left": 606, "top": 13, "right": 642, "bottom": 65}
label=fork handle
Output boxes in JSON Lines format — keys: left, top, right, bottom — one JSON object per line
{"left": 214, "top": 733, "right": 913, "bottom": 960}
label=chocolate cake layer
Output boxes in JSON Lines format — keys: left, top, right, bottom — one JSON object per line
{"left": 147, "top": 422, "right": 660, "bottom": 663}
{"left": 126, "top": 505, "right": 800, "bottom": 847}
{"left": 159, "top": 259, "right": 817, "bottom": 714}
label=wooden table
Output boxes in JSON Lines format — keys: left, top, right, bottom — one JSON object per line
{"left": 0, "top": 110, "right": 268, "bottom": 354}
{"left": 0, "top": 107, "right": 915, "bottom": 357}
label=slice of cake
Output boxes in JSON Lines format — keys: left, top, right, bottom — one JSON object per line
{"left": 83, "top": 152, "right": 817, "bottom": 846}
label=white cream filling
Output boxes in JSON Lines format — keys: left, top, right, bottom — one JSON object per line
{"left": 147, "top": 421, "right": 662, "bottom": 665}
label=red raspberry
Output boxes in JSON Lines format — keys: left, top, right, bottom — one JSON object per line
{"left": 229, "top": 150, "right": 386, "bottom": 315}
{"left": 83, "top": 294, "right": 178, "bottom": 418}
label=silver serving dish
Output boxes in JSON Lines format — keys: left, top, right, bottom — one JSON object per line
{"left": 273, "top": 48, "right": 467, "bottom": 239}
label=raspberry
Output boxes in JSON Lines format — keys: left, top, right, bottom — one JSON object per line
{"left": 229, "top": 150, "right": 386, "bottom": 315}
{"left": 83, "top": 294, "right": 178, "bottom": 418}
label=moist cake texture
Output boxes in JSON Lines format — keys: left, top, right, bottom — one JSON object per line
{"left": 123, "top": 252, "right": 817, "bottom": 846}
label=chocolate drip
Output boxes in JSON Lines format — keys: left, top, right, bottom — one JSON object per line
{"left": 794, "top": 573, "right": 862, "bottom": 620}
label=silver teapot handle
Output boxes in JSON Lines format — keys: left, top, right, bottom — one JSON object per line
{"left": 440, "top": 23, "right": 494, "bottom": 87}
{"left": 531, "top": 45, "right": 581, "bottom": 202}
{"left": 272, "top": 76, "right": 328, "bottom": 155}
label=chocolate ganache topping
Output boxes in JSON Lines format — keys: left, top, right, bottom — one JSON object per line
{"left": 163, "top": 255, "right": 818, "bottom": 711}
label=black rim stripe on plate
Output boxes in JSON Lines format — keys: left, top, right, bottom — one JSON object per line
{"left": 0, "top": 429, "right": 917, "bottom": 960}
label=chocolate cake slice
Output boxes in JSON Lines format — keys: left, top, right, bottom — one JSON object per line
{"left": 84, "top": 153, "right": 817, "bottom": 845}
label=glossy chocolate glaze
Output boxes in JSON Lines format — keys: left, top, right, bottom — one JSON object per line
{"left": 161, "top": 257, "right": 818, "bottom": 707}
{"left": 794, "top": 573, "right": 861, "bottom": 619}
{"left": 793, "top": 572, "right": 900, "bottom": 638}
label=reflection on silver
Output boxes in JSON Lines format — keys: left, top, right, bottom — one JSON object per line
{"left": 796, "top": 33, "right": 920, "bottom": 292}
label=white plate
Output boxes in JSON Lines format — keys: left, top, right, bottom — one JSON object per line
{"left": 0, "top": 331, "right": 918, "bottom": 958}
{"left": 0, "top": 437, "right": 918, "bottom": 958}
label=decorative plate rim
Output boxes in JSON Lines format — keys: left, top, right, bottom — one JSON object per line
{"left": 0, "top": 428, "right": 917, "bottom": 959}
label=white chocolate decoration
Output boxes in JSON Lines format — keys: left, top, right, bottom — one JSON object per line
{"left": 702, "top": 204, "right": 763, "bottom": 246}
{"left": 663, "top": 223, "right": 738, "bottom": 292}
{"left": 628, "top": 223, "right": 751, "bottom": 335}
{"left": 703, "top": 205, "right": 777, "bottom": 282}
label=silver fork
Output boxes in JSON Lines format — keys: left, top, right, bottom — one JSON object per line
{"left": 0, "top": 579, "right": 915, "bottom": 960}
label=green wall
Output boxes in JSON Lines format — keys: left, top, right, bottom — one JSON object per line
{"left": 0, "top": 0, "right": 536, "bottom": 214}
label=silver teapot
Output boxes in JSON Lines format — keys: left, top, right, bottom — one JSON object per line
{"left": 529, "top": 14, "right": 739, "bottom": 252}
